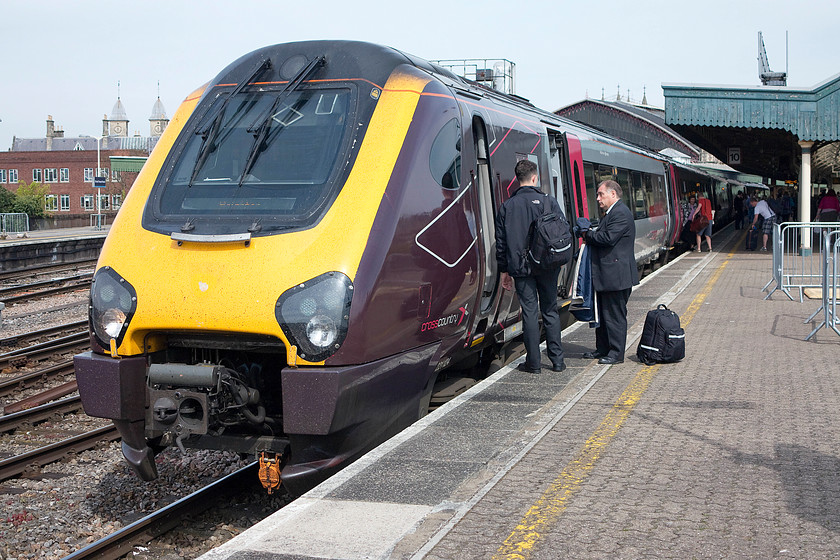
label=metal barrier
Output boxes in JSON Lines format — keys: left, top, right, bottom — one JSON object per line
{"left": 0, "top": 213, "right": 30, "bottom": 234}
{"left": 763, "top": 221, "right": 840, "bottom": 302}
{"left": 805, "top": 229, "right": 840, "bottom": 340}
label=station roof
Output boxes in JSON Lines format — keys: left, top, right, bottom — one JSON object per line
{"left": 556, "top": 98, "right": 701, "bottom": 160}
{"left": 663, "top": 74, "right": 840, "bottom": 183}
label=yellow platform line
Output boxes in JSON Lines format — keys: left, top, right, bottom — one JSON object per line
{"left": 492, "top": 251, "right": 732, "bottom": 560}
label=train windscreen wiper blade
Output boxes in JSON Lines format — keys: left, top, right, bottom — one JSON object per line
{"left": 238, "top": 55, "right": 326, "bottom": 188}
{"left": 188, "top": 58, "right": 272, "bottom": 187}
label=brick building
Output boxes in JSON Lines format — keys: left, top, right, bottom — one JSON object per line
{"left": 0, "top": 95, "right": 169, "bottom": 227}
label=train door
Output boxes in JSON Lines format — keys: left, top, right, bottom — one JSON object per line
{"left": 547, "top": 131, "right": 567, "bottom": 214}
{"left": 472, "top": 116, "right": 499, "bottom": 315}
{"left": 564, "top": 133, "right": 589, "bottom": 224}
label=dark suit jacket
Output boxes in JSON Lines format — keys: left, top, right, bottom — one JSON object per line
{"left": 584, "top": 201, "right": 639, "bottom": 292}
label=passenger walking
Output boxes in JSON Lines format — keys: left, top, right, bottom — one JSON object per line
{"left": 496, "top": 159, "right": 566, "bottom": 373}
{"left": 579, "top": 180, "right": 638, "bottom": 364}
{"left": 750, "top": 196, "right": 776, "bottom": 251}
{"left": 682, "top": 195, "right": 698, "bottom": 248}
{"left": 815, "top": 188, "right": 840, "bottom": 222}
{"left": 690, "top": 195, "right": 714, "bottom": 252}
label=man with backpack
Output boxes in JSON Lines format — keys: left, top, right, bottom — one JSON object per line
{"left": 496, "top": 159, "right": 569, "bottom": 373}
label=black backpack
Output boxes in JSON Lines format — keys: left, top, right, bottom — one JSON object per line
{"left": 636, "top": 304, "right": 685, "bottom": 365}
{"left": 528, "top": 195, "right": 573, "bottom": 271}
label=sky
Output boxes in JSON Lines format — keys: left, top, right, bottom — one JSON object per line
{"left": 2, "top": 0, "right": 838, "bottom": 151}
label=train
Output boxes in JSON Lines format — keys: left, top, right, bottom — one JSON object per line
{"left": 74, "top": 40, "right": 742, "bottom": 496}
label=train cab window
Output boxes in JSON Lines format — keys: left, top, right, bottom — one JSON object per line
{"left": 145, "top": 86, "right": 357, "bottom": 234}
{"left": 430, "top": 118, "right": 462, "bottom": 189}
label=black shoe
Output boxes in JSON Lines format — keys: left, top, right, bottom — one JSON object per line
{"left": 582, "top": 351, "right": 606, "bottom": 359}
{"left": 517, "top": 363, "right": 541, "bottom": 373}
{"left": 552, "top": 362, "right": 567, "bottom": 372}
{"left": 598, "top": 356, "right": 623, "bottom": 365}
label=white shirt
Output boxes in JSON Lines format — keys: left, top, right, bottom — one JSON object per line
{"left": 754, "top": 200, "right": 775, "bottom": 220}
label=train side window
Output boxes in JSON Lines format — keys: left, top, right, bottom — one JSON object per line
{"left": 646, "top": 173, "right": 667, "bottom": 217}
{"left": 430, "top": 118, "right": 462, "bottom": 189}
{"left": 584, "top": 162, "right": 599, "bottom": 219}
{"left": 632, "top": 171, "right": 648, "bottom": 219}
{"left": 616, "top": 168, "right": 633, "bottom": 211}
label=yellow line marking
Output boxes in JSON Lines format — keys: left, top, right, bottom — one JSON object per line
{"left": 492, "top": 253, "right": 732, "bottom": 560}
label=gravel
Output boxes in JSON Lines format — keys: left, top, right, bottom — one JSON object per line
{"left": 0, "top": 290, "right": 292, "bottom": 560}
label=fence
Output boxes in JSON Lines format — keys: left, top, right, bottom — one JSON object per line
{"left": 0, "top": 213, "right": 29, "bottom": 234}
{"left": 763, "top": 221, "right": 840, "bottom": 302}
{"left": 804, "top": 229, "right": 840, "bottom": 340}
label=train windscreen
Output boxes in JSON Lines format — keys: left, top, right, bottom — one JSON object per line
{"left": 150, "top": 86, "right": 355, "bottom": 233}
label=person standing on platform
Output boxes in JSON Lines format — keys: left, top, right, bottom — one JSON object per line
{"left": 690, "top": 195, "right": 714, "bottom": 252}
{"left": 815, "top": 188, "right": 840, "bottom": 222}
{"left": 579, "top": 179, "right": 638, "bottom": 365}
{"left": 496, "top": 159, "right": 566, "bottom": 374}
{"left": 750, "top": 196, "right": 777, "bottom": 252}
{"left": 733, "top": 192, "right": 745, "bottom": 230}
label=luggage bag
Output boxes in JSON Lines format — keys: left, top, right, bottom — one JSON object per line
{"left": 636, "top": 304, "right": 685, "bottom": 366}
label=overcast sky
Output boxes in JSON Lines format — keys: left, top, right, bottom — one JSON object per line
{"left": 2, "top": 0, "right": 838, "bottom": 151}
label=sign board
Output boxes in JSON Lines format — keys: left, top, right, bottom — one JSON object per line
{"left": 93, "top": 176, "right": 106, "bottom": 188}
{"left": 727, "top": 147, "right": 741, "bottom": 165}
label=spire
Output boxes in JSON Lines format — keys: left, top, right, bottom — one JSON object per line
{"left": 642, "top": 86, "right": 648, "bottom": 106}
{"left": 616, "top": 84, "right": 621, "bottom": 101}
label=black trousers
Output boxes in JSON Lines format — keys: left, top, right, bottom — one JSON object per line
{"left": 595, "top": 288, "right": 632, "bottom": 361}
{"left": 514, "top": 268, "right": 564, "bottom": 369}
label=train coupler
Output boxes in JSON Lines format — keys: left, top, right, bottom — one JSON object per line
{"left": 258, "top": 451, "right": 283, "bottom": 494}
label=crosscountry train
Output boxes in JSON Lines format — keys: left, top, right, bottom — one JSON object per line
{"left": 74, "top": 40, "right": 738, "bottom": 495}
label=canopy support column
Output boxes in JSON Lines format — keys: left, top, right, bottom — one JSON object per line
{"left": 799, "top": 141, "right": 814, "bottom": 255}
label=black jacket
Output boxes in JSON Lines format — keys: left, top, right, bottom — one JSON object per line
{"left": 495, "top": 186, "right": 565, "bottom": 278}
{"left": 584, "top": 200, "right": 639, "bottom": 291}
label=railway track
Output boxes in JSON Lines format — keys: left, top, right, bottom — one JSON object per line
{"left": 0, "top": 272, "right": 92, "bottom": 304}
{"left": 0, "top": 359, "right": 75, "bottom": 397}
{"left": 63, "top": 462, "right": 259, "bottom": 560}
{"left": 0, "top": 422, "right": 119, "bottom": 482}
{"left": 0, "top": 258, "right": 97, "bottom": 284}
{"left": 0, "top": 331, "right": 89, "bottom": 370}
{"left": 0, "top": 319, "right": 88, "bottom": 348}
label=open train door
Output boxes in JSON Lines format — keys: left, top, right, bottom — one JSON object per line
{"left": 563, "top": 132, "right": 589, "bottom": 225}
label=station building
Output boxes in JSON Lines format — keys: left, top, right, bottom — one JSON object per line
{"left": 0, "top": 95, "right": 169, "bottom": 227}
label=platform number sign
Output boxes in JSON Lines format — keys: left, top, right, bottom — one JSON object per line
{"left": 728, "top": 147, "right": 741, "bottom": 165}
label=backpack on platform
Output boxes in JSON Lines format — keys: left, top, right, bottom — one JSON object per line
{"left": 528, "top": 195, "right": 573, "bottom": 271}
{"left": 636, "top": 304, "right": 685, "bottom": 365}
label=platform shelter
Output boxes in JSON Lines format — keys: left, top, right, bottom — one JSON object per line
{"left": 663, "top": 73, "right": 840, "bottom": 251}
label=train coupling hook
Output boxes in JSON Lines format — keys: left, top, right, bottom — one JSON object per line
{"left": 258, "top": 451, "right": 283, "bottom": 494}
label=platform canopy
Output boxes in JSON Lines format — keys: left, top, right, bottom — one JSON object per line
{"left": 663, "top": 73, "right": 840, "bottom": 184}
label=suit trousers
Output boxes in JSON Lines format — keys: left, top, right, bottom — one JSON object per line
{"left": 595, "top": 287, "right": 632, "bottom": 361}
{"left": 514, "top": 268, "right": 564, "bottom": 369}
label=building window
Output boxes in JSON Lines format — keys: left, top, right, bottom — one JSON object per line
{"left": 98, "top": 194, "right": 111, "bottom": 210}
{"left": 8, "top": 169, "right": 18, "bottom": 184}
{"left": 44, "top": 168, "right": 58, "bottom": 182}
{"left": 33, "top": 168, "right": 43, "bottom": 182}
{"left": 84, "top": 168, "right": 94, "bottom": 182}
{"left": 60, "top": 194, "right": 70, "bottom": 211}
{"left": 0, "top": 170, "right": 5, "bottom": 183}
{"left": 60, "top": 168, "right": 69, "bottom": 182}
{"left": 112, "top": 169, "right": 122, "bottom": 182}
{"left": 81, "top": 195, "right": 95, "bottom": 211}
{"left": 45, "top": 194, "right": 58, "bottom": 212}
{"left": 111, "top": 194, "right": 122, "bottom": 209}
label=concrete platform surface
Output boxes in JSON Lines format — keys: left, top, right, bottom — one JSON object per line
{"left": 198, "top": 225, "right": 840, "bottom": 560}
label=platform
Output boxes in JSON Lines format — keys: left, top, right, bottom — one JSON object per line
{"left": 199, "top": 224, "right": 840, "bottom": 559}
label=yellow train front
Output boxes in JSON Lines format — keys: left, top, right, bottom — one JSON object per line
{"left": 74, "top": 41, "right": 501, "bottom": 495}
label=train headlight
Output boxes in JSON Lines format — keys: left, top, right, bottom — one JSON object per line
{"left": 275, "top": 272, "right": 353, "bottom": 362}
{"left": 90, "top": 267, "right": 137, "bottom": 349}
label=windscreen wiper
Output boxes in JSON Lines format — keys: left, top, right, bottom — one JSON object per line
{"left": 188, "top": 58, "right": 272, "bottom": 187}
{"left": 237, "top": 55, "right": 326, "bottom": 188}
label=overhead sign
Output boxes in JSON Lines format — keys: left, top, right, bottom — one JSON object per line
{"left": 727, "top": 147, "right": 741, "bottom": 165}
{"left": 93, "top": 176, "right": 106, "bottom": 188}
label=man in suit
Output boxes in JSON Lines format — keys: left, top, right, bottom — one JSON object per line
{"left": 581, "top": 180, "right": 638, "bottom": 364}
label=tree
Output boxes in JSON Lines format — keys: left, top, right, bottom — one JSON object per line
{"left": 0, "top": 186, "right": 15, "bottom": 213}
{"left": 12, "top": 181, "right": 51, "bottom": 219}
